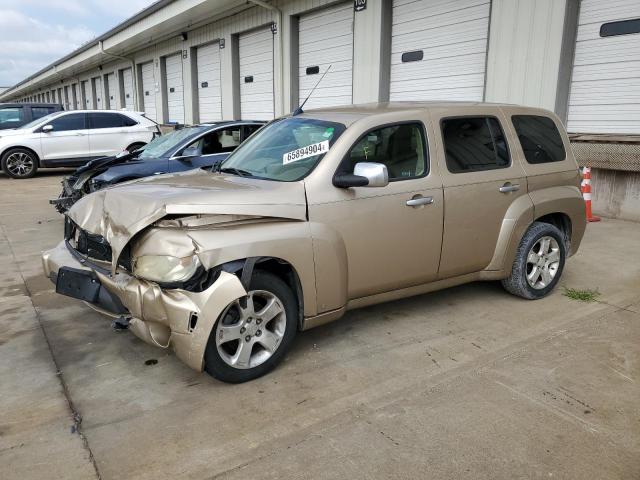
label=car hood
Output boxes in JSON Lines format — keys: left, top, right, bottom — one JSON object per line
{"left": 74, "top": 151, "right": 138, "bottom": 175}
{"left": 0, "top": 128, "right": 31, "bottom": 138}
{"left": 67, "top": 168, "right": 307, "bottom": 271}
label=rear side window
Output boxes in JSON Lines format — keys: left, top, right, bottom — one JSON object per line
{"left": 88, "top": 112, "right": 138, "bottom": 129}
{"left": 441, "top": 117, "right": 510, "bottom": 173}
{"left": 49, "top": 113, "right": 86, "bottom": 132}
{"left": 512, "top": 115, "right": 566, "bottom": 164}
{"left": 31, "top": 107, "right": 55, "bottom": 120}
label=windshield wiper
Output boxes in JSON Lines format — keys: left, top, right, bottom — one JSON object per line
{"left": 218, "top": 167, "right": 253, "bottom": 177}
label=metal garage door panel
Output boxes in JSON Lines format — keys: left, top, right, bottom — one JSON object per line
{"left": 197, "top": 43, "right": 222, "bottom": 122}
{"left": 567, "top": 0, "right": 640, "bottom": 133}
{"left": 165, "top": 53, "right": 185, "bottom": 124}
{"left": 239, "top": 27, "right": 274, "bottom": 120}
{"left": 298, "top": 3, "right": 353, "bottom": 109}
{"left": 94, "top": 77, "right": 103, "bottom": 109}
{"left": 107, "top": 73, "right": 117, "bottom": 109}
{"left": 122, "top": 68, "right": 135, "bottom": 110}
{"left": 141, "top": 62, "right": 157, "bottom": 121}
{"left": 390, "top": 0, "right": 490, "bottom": 101}
{"left": 83, "top": 80, "right": 93, "bottom": 109}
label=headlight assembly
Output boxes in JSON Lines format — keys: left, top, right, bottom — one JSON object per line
{"left": 133, "top": 255, "right": 200, "bottom": 283}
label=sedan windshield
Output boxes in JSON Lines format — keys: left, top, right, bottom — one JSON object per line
{"left": 19, "top": 112, "right": 59, "bottom": 130}
{"left": 220, "top": 117, "right": 346, "bottom": 181}
{"left": 138, "top": 126, "right": 210, "bottom": 159}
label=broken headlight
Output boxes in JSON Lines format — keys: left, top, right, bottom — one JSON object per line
{"left": 133, "top": 255, "right": 200, "bottom": 283}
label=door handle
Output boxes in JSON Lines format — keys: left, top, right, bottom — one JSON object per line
{"left": 499, "top": 183, "right": 520, "bottom": 193}
{"left": 406, "top": 196, "right": 434, "bottom": 207}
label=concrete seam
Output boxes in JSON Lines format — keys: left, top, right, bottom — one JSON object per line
{"left": 1, "top": 224, "right": 102, "bottom": 480}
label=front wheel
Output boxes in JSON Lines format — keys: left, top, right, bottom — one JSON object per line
{"left": 501, "top": 222, "right": 566, "bottom": 299}
{"left": 1, "top": 148, "right": 39, "bottom": 179}
{"left": 204, "top": 271, "right": 298, "bottom": 383}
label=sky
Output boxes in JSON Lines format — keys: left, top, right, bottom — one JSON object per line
{"left": 0, "top": 0, "right": 157, "bottom": 87}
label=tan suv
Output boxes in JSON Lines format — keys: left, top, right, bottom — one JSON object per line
{"left": 42, "top": 102, "right": 586, "bottom": 383}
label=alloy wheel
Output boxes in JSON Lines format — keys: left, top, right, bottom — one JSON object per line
{"left": 215, "top": 290, "right": 287, "bottom": 369}
{"left": 526, "top": 235, "right": 561, "bottom": 289}
{"left": 6, "top": 152, "right": 35, "bottom": 177}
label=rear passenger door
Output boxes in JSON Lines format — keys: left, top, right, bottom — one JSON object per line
{"left": 433, "top": 109, "right": 529, "bottom": 279}
{"left": 88, "top": 112, "right": 136, "bottom": 157}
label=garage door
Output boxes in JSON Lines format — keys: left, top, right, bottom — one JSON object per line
{"left": 107, "top": 73, "right": 117, "bottom": 109}
{"left": 165, "top": 53, "right": 185, "bottom": 124}
{"left": 298, "top": 3, "right": 353, "bottom": 109}
{"left": 94, "top": 77, "right": 103, "bottom": 109}
{"left": 196, "top": 43, "right": 222, "bottom": 122}
{"left": 83, "top": 80, "right": 93, "bottom": 109}
{"left": 389, "top": 0, "right": 491, "bottom": 101}
{"left": 121, "top": 68, "right": 135, "bottom": 110}
{"left": 567, "top": 0, "right": 640, "bottom": 134}
{"left": 239, "top": 27, "right": 274, "bottom": 120}
{"left": 140, "top": 62, "right": 157, "bottom": 121}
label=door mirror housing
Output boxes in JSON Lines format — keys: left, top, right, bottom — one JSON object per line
{"left": 333, "top": 162, "right": 389, "bottom": 188}
{"left": 41, "top": 124, "right": 54, "bottom": 133}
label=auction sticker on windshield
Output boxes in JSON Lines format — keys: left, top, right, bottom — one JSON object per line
{"left": 283, "top": 140, "right": 329, "bottom": 165}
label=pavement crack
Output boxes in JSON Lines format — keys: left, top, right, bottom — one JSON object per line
{"left": 1, "top": 224, "right": 102, "bottom": 480}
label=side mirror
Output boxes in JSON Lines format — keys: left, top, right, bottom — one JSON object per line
{"left": 41, "top": 124, "right": 54, "bottom": 133}
{"left": 333, "top": 162, "right": 389, "bottom": 188}
{"left": 176, "top": 146, "right": 199, "bottom": 162}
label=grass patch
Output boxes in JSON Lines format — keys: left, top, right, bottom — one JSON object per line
{"left": 562, "top": 287, "right": 600, "bottom": 302}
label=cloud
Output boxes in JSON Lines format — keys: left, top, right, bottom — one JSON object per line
{"left": 0, "top": 0, "right": 156, "bottom": 87}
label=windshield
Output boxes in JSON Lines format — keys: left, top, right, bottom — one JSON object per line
{"left": 138, "top": 126, "right": 210, "bottom": 159}
{"left": 19, "top": 112, "right": 59, "bottom": 130}
{"left": 220, "top": 117, "right": 346, "bottom": 181}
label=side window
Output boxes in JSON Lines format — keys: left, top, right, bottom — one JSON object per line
{"left": 0, "top": 107, "right": 23, "bottom": 125}
{"left": 120, "top": 114, "right": 138, "bottom": 127}
{"left": 441, "top": 117, "right": 510, "bottom": 173}
{"left": 342, "top": 123, "right": 427, "bottom": 180}
{"left": 243, "top": 124, "right": 262, "bottom": 139}
{"left": 48, "top": 113, "right": 86, "bottom": 132}
{"left": 31, "top": 107, "right": 54, "bottom": 120}
{"left": 88, "top": 113, "right": 126, "bottom": 129}
{"left": 512, "top": 115, "right": 566, "bottom": 164}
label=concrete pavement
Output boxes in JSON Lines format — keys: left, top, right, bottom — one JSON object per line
{"left": 1, "top": 171, "right": 639, "bottom": 479}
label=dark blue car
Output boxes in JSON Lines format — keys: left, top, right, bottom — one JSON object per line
{"left": 52, "top": 120, "right": 264, "bottom": 212}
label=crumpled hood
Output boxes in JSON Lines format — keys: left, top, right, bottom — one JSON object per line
{"left": 67, "top": 169, "right": 307, "bottom": 271}
{"left": 74, "top": 151, "right": 137, "bottom": 175}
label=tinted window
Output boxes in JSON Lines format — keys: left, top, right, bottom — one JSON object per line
{"left": 512, "top": 115, "right": 566, "bottom": 164}
{"left": 441, "top": 117, "right": 510, "bottom": 173}
{"left": 31, "top": 107, "right": 55, "bottom": 120}
{"left": 88, "top": 112, "right": 137, "bottom": 129}
{"left": 48, "top": 113, "right": 86, "bottom": 132}
{"left": 341, "top": 123, "right": 427, "bottom": 180}
{"left": 0, "top": 107, "right": 23, "bottom": 125}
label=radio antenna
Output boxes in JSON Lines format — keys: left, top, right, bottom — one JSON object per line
{"left": 292, "top": 64, "right": 331, "bottom": 116}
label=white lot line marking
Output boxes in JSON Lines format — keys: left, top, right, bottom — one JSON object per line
{"left": 608, "top": 366, "right": 635, "bottom": 383}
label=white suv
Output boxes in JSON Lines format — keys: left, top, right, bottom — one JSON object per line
{"left": 0, "top": 110, "right": 159, "bottom": 179}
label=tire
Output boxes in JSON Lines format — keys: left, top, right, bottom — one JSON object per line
{"left": 502, "top": 221, "right": 566, "bottom": 300}
{"left": 1, "top": 148, "right": 39, "bottom": 179}
{"left": 204, "top": 271, "right": 298, "bottom": 383}
{"left": 126, "top": 142, "right": 146, "bottom": 152}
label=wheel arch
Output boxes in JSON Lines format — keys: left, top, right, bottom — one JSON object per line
{"left": 1, "top": 145, "right": 41, "bottom": 166}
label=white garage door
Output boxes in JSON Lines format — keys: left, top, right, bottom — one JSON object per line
{"left": 121, "top": 68, "right": 135, "bottom": 110}
{"left": 107, "top": 73, "right": 117, "bottom": 109}
{"left": 239, "top": 27, "right": 274, "bottom": 120}
{"left": 390, "top": 0, "right": 491, "bottom": 101}
{"left": 298, "top": 3, "right": 353, "bottom": 109}
{"left": 94, "top": 77, "right": 103, "bottom": 109}
{"left": 140, "top": 62, "right": 157, "bottom": 121}
{"left": 83, "top": 80, "right": 93, "bottom": 109}
{"left": 196, "top": 43, "right": 222, "bottom": 122}
{"left": 165, "top": 53, "right": 185, "bottom": 124}
{"left": 567, "top": 0, "right": 640, "bottom": 134}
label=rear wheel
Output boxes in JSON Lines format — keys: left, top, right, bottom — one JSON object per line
{"left": 204, "top": 271, "right": 298, "bottom": 383}
{"left": 1, "top": 148, "right": 39, "bottom": 179}
{"left": 502, "top": 222, "right": 566, "bottom": 299}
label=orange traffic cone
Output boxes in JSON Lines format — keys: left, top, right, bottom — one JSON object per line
{"left": 581, "top": 166, "right": 600, "bottom": 222}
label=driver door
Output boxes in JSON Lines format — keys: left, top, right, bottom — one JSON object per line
{"left": 39, "top": 113, "right": 90, "bottom": 165}
{"left": 308, "top": 122, "right": 444, "bottom": 303}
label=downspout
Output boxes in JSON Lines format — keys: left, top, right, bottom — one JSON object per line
{"left": 247, "top": 0, "right": 284, "bottom": 115}
{"left": 99, "top": 40, "right": 139, "bottom": 110}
